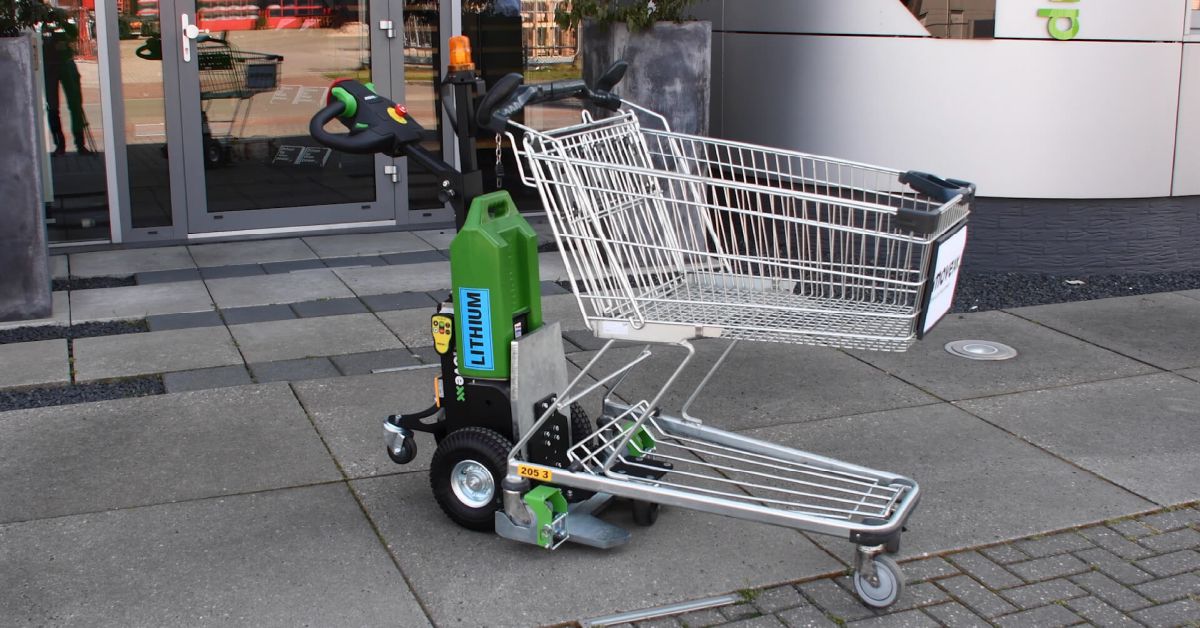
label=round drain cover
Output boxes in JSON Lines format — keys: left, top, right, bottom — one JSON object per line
{"left": 944, "top": 340, "right": 1018, "bottom": 361}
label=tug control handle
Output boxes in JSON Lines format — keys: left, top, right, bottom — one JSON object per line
{"left": 308, "top": 79, "right": 425, "bottom": 156}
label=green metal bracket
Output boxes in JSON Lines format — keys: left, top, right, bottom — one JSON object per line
{"left": 622, "top": 421, "right": 656, "bottom": 457}
{"left": 523, "top": 484, "right": 568, "bottom": 548}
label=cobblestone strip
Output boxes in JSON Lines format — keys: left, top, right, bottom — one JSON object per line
{"left": 603, "top": 503, "right": 1200, "bottom": 628}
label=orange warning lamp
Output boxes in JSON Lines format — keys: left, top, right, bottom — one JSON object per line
{"left": 448, "top": 35, "right": 475, "bottom": 72}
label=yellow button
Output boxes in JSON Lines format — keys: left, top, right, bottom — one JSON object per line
{"left": 387, "top": 108, "right": 408, "bottom": 125}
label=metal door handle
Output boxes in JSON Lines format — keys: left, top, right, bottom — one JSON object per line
{"left": 181, "top": 14, "right": 201, "bottom": 62}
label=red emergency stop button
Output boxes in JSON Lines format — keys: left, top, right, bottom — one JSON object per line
{"left": 395, "top": 104, "right": 408, "bottom": 117}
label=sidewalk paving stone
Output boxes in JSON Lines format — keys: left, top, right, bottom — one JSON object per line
{"left": 303, "top": 231, "right": 432, "bottom": 258}
{"left": 979, "top": 545, "right": 1030, "bottom": 565}
{"left": 0, "top": 383, "right": 339, "bottom": 523}
{"left": 290, "top": 371, "right": 441, "bottom": 478}
{"left": 1134, "top": 549, "right": 1200, "bottom": 577}
{"left": 360, "top": 291, "right": 438, "bottom": 312}
{"left": 230, "top": 313, "right": 403, "bottom": 363}
{"left": 1139, "top": 506, "right": 1200, "bottom": 532}
{"left": 1179, "top": 288, "right": 1200, "bottom": 301}
{"left": 188, "top": 238, "right": 316, "bottom": 266}
{"left": 0, "top": 339, "right": 69, "bottom": 388}
{"left": 322, "top": 254, "right": 388, "bottom": 268}
{"left": 775, "top": 605, "right": 838, "bottom": 627}
{"left": 50, "top": 254, "right": 67, "bottom": 280}
{"left": 541, "top": 292, "right": 589, "bottom": 331}
{"left": 249, "top": 357, "right": 341, "bottom": 383}
{"left": 1077, "top": 525, "right": 1156, "bottom": 560}
{"left": 206, "top": 269, "right": 354, "bottom": 309}
{"left": 1130, "top": 598, "right": 1200, "bottom": 627}
{"left": 289, "top": 296, "right": 368, "bottom": 318}
{"left": 334, "top": 262, "right": 450, "bottom": 296}
{"left": 69, "top": 246, "right": 194, "bottom": 278}
{"left": 998, "top": 577, "right": 1088, "bottom": 608}
{"left": 935, "top": 576, "right": 1018, "bottom": 618}
{"left": 69, "top": 281, "right": 213, "bottom": 322}
{"left": 845, "top": 610, "right": 937, "bottom": 627}
{"left": 921, "top": 601, "right": 988, "bottom": 627}
{"left": 566, "top": 340, "right": 936, "bottom": 432}
{"left": 992, "top": 603, "right": 1082, "bottom": 627}
{"left": 378, "top": 307, "right": 436, "bottom": 347}
{"left": 0, "top": 484, "right": 429, "bottom": 627}
{"left": 945, "top": 551, "right": 1022, "bottom": 589}
{"left": 1074, "top": 547, "right": 1156, "bottom": 585}
{"left": 1064, "top": 596, "right": 1142, "bottom": 628}
{"left": 743, "top": 404, "right": 1152, "bottom": 558}
{"left": 198, "top": 262, "right": 265, "bottom": 279}
{"left": 1138, "top": 526, "right": 1200, "bottom": 553}
{"left": 0, "top": 291, "right": 68, "bottom": 329}
{"left": 352, "top": 472, "right": 841, "bottom": 628}
{"left": 797, "top": 579, "right": 880, "bottom": 623}
{"left": 380, "top": 250, "right": 448, "bottom": 265}
{"left": 412, "top": 228, "right": 454, "bottom": 250}
{"left": 720, "top": 616, "right": 787, "bottom": 628}
{"left": 1008, "top": 292, "right": 1200, "bottom": 370}
{"left": 145, "top": 309, "right": 224, "bottom": 331}
{"left": 73, "top": 326, "right": 242, "bottom": 381}
{"left": 1005, "top": 553, "right": 1091, "bottom": 582}
{"left": 220, "top": 303, "right": 296, "bottom": 325}
{"left": 261, "top": 258, "right": 326, "bottom": 274}
{"left": 848, "top": 310, "right": 1157, "bottom": 401}
{"left": 1132, "top": 572, "right": 1200, "bottom": 603}
{"left": 134, "top": 267, "right": 202, "bottom": 284}
{"left": 1069, "top": 571, "right": 1155, "bottom": 611}
{"left": 163, "top": 365, "right": 253, "bottom": 393}
{"left": 960, "top": 372, "right": 1200, "bottom": 506}
{"left": 328, "top": 348, "right": 424, "bottom": 375}
{"left": 1014, "top": 530, "right": 1095, "bottom": 557}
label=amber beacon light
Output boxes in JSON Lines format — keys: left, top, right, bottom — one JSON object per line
{"left": 448, "top": 35, "right": 475, "bottom": 72}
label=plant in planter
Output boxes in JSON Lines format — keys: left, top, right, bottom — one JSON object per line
{"left": 0, "top": 0, "right": 58, "bottom": 321}
{"left": 557, "top": 0, "right": 711, "bottom": 135}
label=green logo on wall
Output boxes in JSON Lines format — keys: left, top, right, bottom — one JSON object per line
{"left": 1039, "top": 0, "right": 1080, "bottom": 41}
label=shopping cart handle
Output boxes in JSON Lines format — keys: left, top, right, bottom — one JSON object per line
{"left": 477, "top": 63, "right": 627, "bottom": 133}
{"left": 899, "top": 171, "right": 976, "bottom": 204}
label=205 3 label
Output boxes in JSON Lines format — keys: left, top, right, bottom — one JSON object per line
{"left": 517, "top": 464, "right": 552, "bottom": 482}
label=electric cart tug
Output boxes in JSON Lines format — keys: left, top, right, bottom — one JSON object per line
{"left": 310, "top": 36, "right": 973, "bottom": 609}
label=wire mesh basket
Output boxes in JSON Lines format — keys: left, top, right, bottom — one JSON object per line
{"left": 197, "top": 37, "right": 283, "bottom": 101}
{"left": 511, "top": 108, "right": 971, "bottom": 351}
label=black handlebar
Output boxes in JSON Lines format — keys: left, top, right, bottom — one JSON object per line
{"left": 475, "top": 61, "right": 628, "bottom": 133}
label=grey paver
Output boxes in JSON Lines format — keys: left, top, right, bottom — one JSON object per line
{"left": 902, "top": 557, "right": 960, "bottom": 582}
{"left": 539, "top": 251, "right": 571, "bottom": 281}
{"left": 69, "top": 246, "right": 195, "bottom": 278}
{"left": 541, "top": 279, "right": 569, "bottom": 295}
{"left": 776, "top": 605, "right": 838, "bottom": 627}
{"left": 303, "top": 231, "right": 432, "bottom": 258}
{"left": 378, "top": 307, "right": 437, "bottom": 347}
{"left": 960, "top": 373, "right": 1200, "bottom": 506}
{"left": 0, "top": 484, "right": 429, "bottom": 627}
{"left": 797, "top": 579, "right": 877, "bottom": 623}
{"left": 845, "top": 610, "right": 938, "bottom": 627}
{"left": 1078, "top": 525, "right": 1156, "bottom": 560}
{"left": 1015, "top": 531, "right": 1095, "bottom": 558}
{"left": 261, "top": 258, "right": 327, "bottom": 274}
{"left": 380, "top": 250, "right": 448, "bottom": 265}
{"left": 1138, "top": 527, "right": 1200, "bottom": 553}
{"left": 1009, "top": 292, "right": 1200, "bottom": 370}
{"left": 922, "top": 602, "right": 989, "bottom": 628}
{"left": 291, "top": 370, "right": 439, "bottom": 478}
{"left": 73, "top": 326, "right": 242, "bottom": 381}
{"left": 999, "top": 577, "right": 1088, "bottom": 609}
{"left": 1006, "top": 553, "right": 1091, "bottom": 583}
{"left": 753, "top": 586, "right": 807, "bottom": 613}
{"left": 145, "top": 309, "right": 224, "bottom": 331}
{"left": 746, "top": 404, "right": 1151, "bottom": 558}
{"left": 206, "top": 269, "right": 354, "bottom": 309}
{"left": 1110, "top": 518, "right": 1157, "bottom": 538}
{"left": 0, "top": 339, "right": 69, "bottom": 388}
{"left": 198, "top": 263, "right": 265, "bottom": 279}
{"left": 70, "top": 281, "right": 214, "bottom": 322}
{"left": 947, "top": 551, "right": 1023, "bottom": 588}
{"left": 322, "top": 255, "right": 388, "bottom": 268}
{"left": 328, "top": 349, "right": 424, "bottom": 376}
{"left": 334, "top": 262, "right": 451, "bottom": 296}
{"left": 1177, "top": 367, "right": 1200, "bottom": 383}
{"left": 567, "top": 340, "right": 935, "bottom": 433}
{"left": 1070, "top": 571, "right": 1154, "bottom": 612}
{"left": 980, "top": 544, "right": 1031, "bottom": 565}
{"left": 935, "top": 575, "right": 1018, "bottom": 618}
{"left": 0, "top": 291, "right": 68, "bottom": 329}
{"left": 289, "top": 297, "right": 369, "bottom": 318}
{"left": 1135, "top": 549, "right": 1200, "bottom": 577}
{"left": 1133, "top": 572, "right": 1200, "bottom": 603}
{"left": 135, "top": 267, "right": 202, "bottom": 284}
{"left": 360, "top": 291, "right": 438, "bottom": 312}
{"left": 1130, "top": 599, "right": 1200, "bottom": 628}
{"left": 720, "top": 616, "right": 785, "bottom": 628}
{"left": 249, "top": 357, "right": 341, "bottom": 383}
{"left": 1139, "top": 507, "right": 1200, "bottom": 532}
{"left": 1075, "top": 547, "right": 1156, "bottom": 585}
{"left": 0, "top": 383, "right": 339, "bottom": 523}
{"left": 220, "top": 303, "right": 296, "bottom": 325}
{"left": 189, "top": 238, "right": 317, "bottom": 267}
{"left": 720, "top": 604, "right": 764, "bottom": 622}
{"left": 885, "top": 582, "right": 952, "bottom": 613}
{"left": 542, "top": 292, "right": 590, "bottom": 330}
{"left": 50, "top": 254, "right": 67, "bottom": 280}
{"left": 638, "top": 618, "right": 683, "bottom": 628}
{"left": 230, "top": 313, "right": 403, "bottom": 363}
{"left": 992, "top": 604, "right": 1082, "bottom": 628}
{"left": 412, "top": 228, "right": 454, "bottom": 250}
{"left": 352, "top": 472, "right": 841, "bottom": 628}
{"left": 1065, "top": 596, "right": 1142, "bottom": 628}
{"left": 849, "top": 310, "right": 1157, "bottom": 401}
{"left": 162, "top": 365, "right": 253, "bottom": 393}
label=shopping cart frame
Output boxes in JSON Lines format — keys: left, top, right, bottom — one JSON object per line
{"left": 195, "top": 35, "right": 283, "bottom": 165}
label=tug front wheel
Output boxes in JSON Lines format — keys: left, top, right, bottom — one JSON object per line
{"left": 430, "top": 427, "right": 512, "bottom": 531}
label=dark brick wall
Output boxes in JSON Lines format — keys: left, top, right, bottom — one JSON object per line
{"left": 964, "top": 196, "right": 1200, "bottom": 274}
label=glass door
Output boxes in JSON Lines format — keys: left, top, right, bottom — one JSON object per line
{"left": 171, "top": 0, "right": 402, "bottom": 233}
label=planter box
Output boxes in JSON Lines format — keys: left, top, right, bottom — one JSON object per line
{"left": 0, "top": 34, "right": 52, "bottom": 322}
{"left": 581, "top": 20, "right": 711, "bottom": 136}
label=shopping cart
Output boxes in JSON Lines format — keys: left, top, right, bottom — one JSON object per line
{"left": 195, "top": 35, "right": 282, "bottom": 166}
{"left": 489, "top": 99, "right": 971, "bottom": 608}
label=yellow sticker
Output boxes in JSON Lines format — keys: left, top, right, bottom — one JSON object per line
{"left": 431, "top": 314, "right": 453, "bottom": 355}
{"left": 517, "top": 464, "right": 552, "bottom": 482}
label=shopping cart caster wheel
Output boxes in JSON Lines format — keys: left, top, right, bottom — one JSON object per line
{"left": 632, "top": 500, "right": 660, "bottom": 526}
{"left": 853, "top": 554, "right": 904, "bottom": 609}
{"left": 430, "top": 427, "right": 512, "bottom": 532}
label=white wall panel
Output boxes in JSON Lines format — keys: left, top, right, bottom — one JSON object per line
{"left": 1172, "top": 44, "right": 1200, "bottom": 196}
{"left": 689, "top": 0, "right": 928, "bottom": 36}
{"left": 995, "top": 0, "right": 1186, "bottom": 42}
{"left": 718, "top": 34, "right": 1181, "bottom": 199}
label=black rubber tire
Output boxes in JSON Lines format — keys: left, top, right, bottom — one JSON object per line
{"left": 386, "top": 436, "right": 417, "bottom": 465}
{"left": 204, "top": 138, "right": 224, "bottom": 169}
{"left": 429, "top": 427, "right": 512, "bottom": 532}
{"left": 632, "top": 500, "right": 660, "bottom": 526}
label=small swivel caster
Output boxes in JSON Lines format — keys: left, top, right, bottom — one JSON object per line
{"left": 852, "top": 545, "right": 904, "bottom": 609}
{"left": 384, "top": 420, "right": 417, "bottom": 464}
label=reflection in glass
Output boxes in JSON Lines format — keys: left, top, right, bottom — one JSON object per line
{"left": 122, "top": 17, "right": 173, "bottom": 229}
{"left": 900, "top": 0, "right": 995, "bottom": 39}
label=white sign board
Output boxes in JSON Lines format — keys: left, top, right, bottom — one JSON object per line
{"left": 921, "top": 226, "right": 967, "bottom": 336}
{"left": 994, "top": 0, "right": 1186, "bottom": 42}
